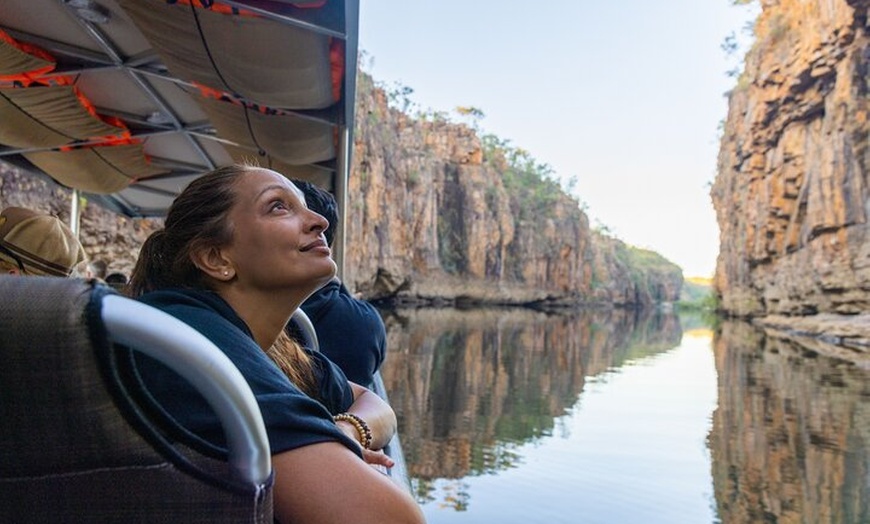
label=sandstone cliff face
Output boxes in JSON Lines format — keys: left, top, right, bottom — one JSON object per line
{"left": 345, "top": 73, "right": 588, "bottom": 304}
{"left": 0, "top": 72, "right": 681, "bottom": 306}
{"left": 712, "top": 0, "right": 870, "bottom": 317}
{"left": 589, "top": 231, "right": 684, "bottom": 306}
{"left": 346, "top": 72, "right": 682, "bottom": 306}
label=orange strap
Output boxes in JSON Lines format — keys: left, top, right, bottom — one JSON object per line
{"left": 329, "top": 38, "right": 343, "bottom": 102}
{"left": 194, "top": 82, "right": 297, "bottom": 116}
{"left": 0, "top": 28, "right": 57, "bottom": 82}
{"left": 58, "top": 136, "right": 139, "bottom": 152}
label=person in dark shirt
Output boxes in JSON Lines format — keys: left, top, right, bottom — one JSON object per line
{"left": 291, "top": 180, "right": 387, "bottom": 387}
{"left": 128, "top": 164, "right": 425, "bottom": 524}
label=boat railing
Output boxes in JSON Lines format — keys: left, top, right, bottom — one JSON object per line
{"left": 290, "top": 309, "right": 411, "bottom": 492}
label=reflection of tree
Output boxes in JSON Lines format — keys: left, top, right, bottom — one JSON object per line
{"left": 411, "top": 477, "right": 472, "bottom": 511}
{"left": 379, "top": 306, "right": 683, "bottom": 493}
{"left": 412, "top": 478, "right": 436, "bottom": 505}
{"left": 472, "top": 440, "right": 522, "bottom": 475}
{"left": 439, "top": 480, "right": 471, "bottom": 511}
{"left": 709, "top": 321, "right": 870, "bottom": 524}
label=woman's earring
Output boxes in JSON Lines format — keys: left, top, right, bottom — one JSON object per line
{"left": 223, "top": 270, "right": 229, "bottom": 276}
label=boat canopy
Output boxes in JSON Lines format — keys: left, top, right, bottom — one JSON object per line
{"left": 0, "top": 0, "right": 358, "bottom": 219}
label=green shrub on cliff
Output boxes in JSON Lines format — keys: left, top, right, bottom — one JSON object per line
{"left": 480, "top": 133, "right": 574, "bottom": 219}
{"left": 678, "top": 277, "right": 717, "bottom": 311}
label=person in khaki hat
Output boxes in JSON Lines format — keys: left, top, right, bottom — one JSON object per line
{"left": 0, "top": 207, "right": 85, "bottom": 277}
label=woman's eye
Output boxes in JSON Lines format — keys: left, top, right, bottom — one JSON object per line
{"left": 270, "top": 200, "right": 289, "bottom": 212}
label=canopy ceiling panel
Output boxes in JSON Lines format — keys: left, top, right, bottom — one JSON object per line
{"left": 117, "top": 0, "right": 336, "bottom": 109}
{"left": 223, "top": 143, "right": 334, "bottom": 187}
{"left": 0, "top": 86, "right": 126, "bottom": 148}
{"left": 0, "top": 0, "right": 102, "bottom": 54}
{"left": 0, "top": 90, "right": 72, "bottom": 148}
{"left": 0, "top": 0, "right": 153, "bottom": 58}
{"left": 0, "top": 0, "right": 358, "bottom": 217}
{"left": 133, "top": 75, "right": 213, "bottom": 125}
{"left": 195, "top": 94, "right": 335, "bottom": 165}
{"left": 103, "top": 183, "right": 189, "bottom": 216}
{"left": 139, "top": 133, "right": 218, "bottom": 167}
{"left": 279, "top": 165, "right": 334, "bottom": 189}
{"left": 134, "top": 174, "right": 203, "bottom": 195}
{"left": 73, "top": 71, "right": 193, "bottom": 122}
{"left": 190, "top": 136, "right": 236, "bottom": 166}
{"left": 24, "top": 143, "right": 167, "bottom": 194}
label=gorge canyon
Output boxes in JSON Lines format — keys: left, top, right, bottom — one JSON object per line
{"left": 0, "top": 71, "right": 682, "bottom": 308}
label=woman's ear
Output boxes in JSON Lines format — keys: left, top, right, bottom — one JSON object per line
{"left": 191, "top": 246, "right": 235, "bottom": 281}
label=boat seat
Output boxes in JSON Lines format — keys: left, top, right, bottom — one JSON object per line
{"left": 0, "top": 275, "right": 273, "bottom": 523}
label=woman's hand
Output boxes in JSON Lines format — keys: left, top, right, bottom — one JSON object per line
{"left": 345, "top": 382, "right": 398, "bottom": 451}
{"left": 335, "top": 420, "right": 395, "bottom": 468}
{"left": 361, "top": 448, "right": 395, "bottom": 468}
{"left": 334, "top": 414, "right": 395, "bottom": 468}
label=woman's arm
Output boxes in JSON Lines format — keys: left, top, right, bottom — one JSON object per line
{"left": 272, "top": 442, "right": 426, "bottom": 524}
{"left": 337, "top": 382, "right": 397, "bottom": 451}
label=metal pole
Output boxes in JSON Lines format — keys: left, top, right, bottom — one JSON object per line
{"left": 69, "top": 188, "right": 81, "bottom": 237}
{"left": 334, "top": 128, "right": 349, "bottom": 280}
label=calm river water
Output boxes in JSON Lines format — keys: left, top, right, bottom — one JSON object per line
{"left": 377, "top": 307, "right": 870, "bottom": 524}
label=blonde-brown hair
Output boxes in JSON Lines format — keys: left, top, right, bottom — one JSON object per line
{"left": 266, "top": 331, "right": 316, "bottom": 396}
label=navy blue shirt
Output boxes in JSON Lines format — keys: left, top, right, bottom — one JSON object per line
{"left": 135, "top": 288, "right": 360, "bottom": 457}
{"left": 300, "top": 278, "right": 386, "bottom": 387}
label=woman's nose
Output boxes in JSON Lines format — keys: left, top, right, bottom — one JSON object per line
{"left": 307, "top": 210, "right": 328, "bottom": 232}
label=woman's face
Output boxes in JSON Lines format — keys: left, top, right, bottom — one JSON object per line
{"left": 222, "top": 168, "right": 335, "bottom": 294}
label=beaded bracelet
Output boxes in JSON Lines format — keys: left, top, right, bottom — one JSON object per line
{"left": 333, "top": 412, "right": 373, "bottom": 450}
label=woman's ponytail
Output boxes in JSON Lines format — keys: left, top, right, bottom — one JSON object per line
{"left": 129, "top": 229, "right": 171, "bottom": 296}
{"left": 266, "top": 330, "right": 317, "bottom": 397}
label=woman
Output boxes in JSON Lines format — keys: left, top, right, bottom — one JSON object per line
{"left": 129, "top": 164, "right": 425, "bottom": 524}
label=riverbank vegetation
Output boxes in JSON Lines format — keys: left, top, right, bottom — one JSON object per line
{"left": 678, "top": 277, "right": 717, "bottom": 311}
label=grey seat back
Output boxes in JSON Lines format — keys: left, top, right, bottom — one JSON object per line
{"left": 0, "top": 275, "right": 273, "bottom": 523}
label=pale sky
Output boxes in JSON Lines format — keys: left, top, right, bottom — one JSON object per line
{"left": 359, "top": 1, "right": 760, "bottom": 278}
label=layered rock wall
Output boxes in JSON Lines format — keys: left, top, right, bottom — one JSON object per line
{"left": 713, "top": 0, "right": 870, "bottom": 317}
{"left": 588, "top": 231, "right": 684, "bottom": 305}
{"left": 345, "top": 72, "right": 682, "bottom": 306}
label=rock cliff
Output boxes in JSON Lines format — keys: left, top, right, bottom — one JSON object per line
{"left": 712, "top": 0, "right": 870, "bottom": 317}
{"left": 345, "top": 72, "right": 682, "bottom": 306}
{"left": 0, "top": 72, "right": 682, "bottom": 306}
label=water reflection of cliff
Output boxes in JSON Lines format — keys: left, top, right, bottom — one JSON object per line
{"left": 710, "top": 321, "right": 870, "bottom": 524}
{"left": 378, "top": 307, "right": 682, "bottom": 482}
